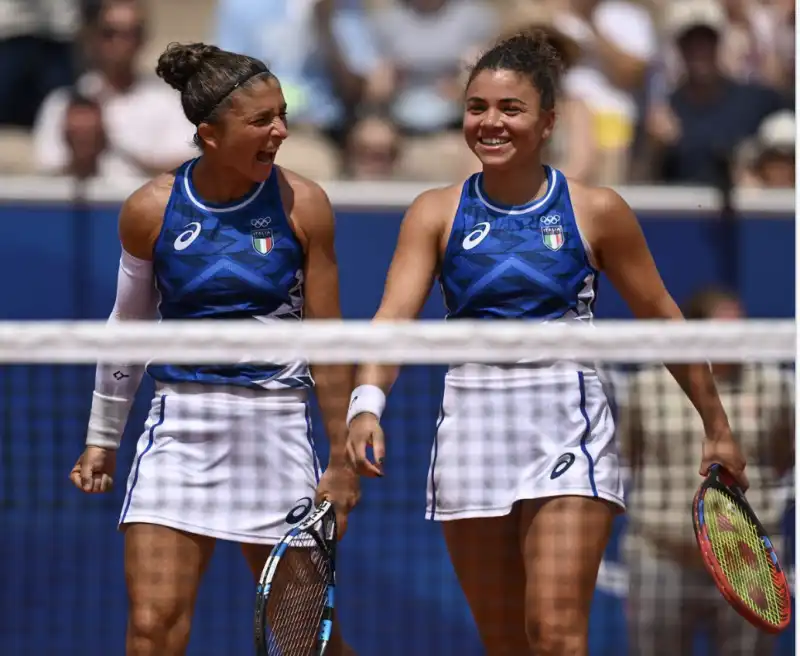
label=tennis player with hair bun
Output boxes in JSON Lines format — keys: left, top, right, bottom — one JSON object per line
{"left": 347, "top": 31, "right": 748, "bottom": 655}
{"left": 68, "top": 42, "right": 358, "bottom": 656}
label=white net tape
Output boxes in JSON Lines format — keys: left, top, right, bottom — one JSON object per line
{"left": 0, "top": 319, "right": 794, "bottom": 364}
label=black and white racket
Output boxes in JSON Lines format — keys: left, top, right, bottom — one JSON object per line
{"left": 255, "top": 500, "right": 337, "bottom": 655}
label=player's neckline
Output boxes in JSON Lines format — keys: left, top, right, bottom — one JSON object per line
{"left": 183, "top": 159, "right": 267, "bottom": 213}
{"left": 474, "top": 165, "right": 557, "bottom": 215}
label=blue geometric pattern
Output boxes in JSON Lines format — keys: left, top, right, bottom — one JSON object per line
{"left": 440, "top": 166, "right": 598, "bottom": 322}
{"left": 146, "top": 160, "right": 311, "bottom": 389}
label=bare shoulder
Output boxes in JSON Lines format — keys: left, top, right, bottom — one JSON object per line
{"left": 404, "top": 183, "right": 462, "bottom": 234}
{"left": 119, "top": 172, "right": 174, "bottom": 260}
{"left": 565, "top": 179, "right": 639, "bottom": 269}
{"left": 411, "top": 183, "right": 462, "bottom": 210}
{"left": 275, "top": 167, "right": 334, "bottom": 251}
{"left": 565, "top": 178, "right": 628, "bottom": 217}
{"left": 126, "top": 172, "right": 175, "bottom": 214}
{"left": 277, "top": 166, "right": 331, "bottom": 215}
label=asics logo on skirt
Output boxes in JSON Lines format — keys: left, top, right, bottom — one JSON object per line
{"left": 550, "top": 452, "right": 575, "bottom": 480}
{"left": 286, "top": 497, "right": 313, "bottom": 524}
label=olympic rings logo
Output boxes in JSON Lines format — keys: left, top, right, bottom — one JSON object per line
{"left": 251, "top": 217, "right": 271, "bottom": 229}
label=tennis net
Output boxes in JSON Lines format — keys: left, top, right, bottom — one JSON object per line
{"left": 0, "top": 319, "right": 794, "bottom": 656}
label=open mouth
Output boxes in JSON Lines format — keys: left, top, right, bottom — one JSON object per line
{"left": 478, "top": 137, "right": 510, "bottom": 146}
{"left": 256, "top": 150, "right": 275, "bottom": 164}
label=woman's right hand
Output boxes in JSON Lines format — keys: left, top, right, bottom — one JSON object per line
{"left": 69, "top": 446, "right": 116, "bottom": 493}
{"left": 346, "top": 413, "right": 385, "bottom": 478}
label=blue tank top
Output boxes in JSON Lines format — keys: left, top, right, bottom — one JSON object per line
{"left": 439, "top": 166, "right": 597, "bottom": 321}
{"left": 146, "top": 159, "right": 312, "bottom": 390}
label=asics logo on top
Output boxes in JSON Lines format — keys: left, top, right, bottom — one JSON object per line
{"left": 462, "top": 222, "right": 491, "bottom": 250}
{"left": 174, "top": 222, "right": 202, "bottom": 251}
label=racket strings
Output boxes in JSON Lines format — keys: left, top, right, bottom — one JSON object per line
{"left": 264, "top": 536, "right": 331, "bottom": 656}
{"left": 704, "top": 488, "right": 788, "bottom": 625}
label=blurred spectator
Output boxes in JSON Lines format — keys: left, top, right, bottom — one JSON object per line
{"left": 368, "top": 0, "right": 498, "bottom": 182}
{"left": 718, "top": 0, "right": 786, "bottom": 89}
{"left": 646, "top": 0, "right": 788, "bottom": 186}
{"left": 501, "top": 1, "right": 598, "bottom": 182}
{"left": 214, "top": 0, "right": 379, "bottom": 180}
{"left": 344, "top": 110, "right": 400, "bottom": 179}
{"left": 62, "top": 91, "right": 106, "bottom": 179}
{"left": 0, "top": 0, "right": 79, "bottom": 128}
{"left": 33, "top": 0, "right": 195, "bottom": 179}
{"left": 772, "top": 0, "right": 795, "bottom": 98}
{"left": 658, "top": 0, "right": 795, "bottom": 98}
{"left": 620, "top": 286, "right": 794, "bottom": 656}
{"left": 554, "top": 0, "right": 657, "bottom": 185}
{"left": 736, "top": 110, "right": 795, "bottom": 188}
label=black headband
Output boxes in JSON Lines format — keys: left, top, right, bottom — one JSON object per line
{"left": 195, "top": 68, "right": 269, "bottom": 125}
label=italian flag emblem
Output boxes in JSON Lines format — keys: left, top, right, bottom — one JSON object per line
{"left": 252, "top": 229, "right": 274, "bottom": 255}
{"left": 540, "top": 214, "right": 564, "bottom": 251}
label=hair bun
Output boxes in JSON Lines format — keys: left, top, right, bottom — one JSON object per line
{"left": 156, "top": 42, "right": 221, "bottom": 93}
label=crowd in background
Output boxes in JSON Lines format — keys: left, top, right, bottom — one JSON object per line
{"left": 0, "top": 0, "right": 794, "bottom": 188}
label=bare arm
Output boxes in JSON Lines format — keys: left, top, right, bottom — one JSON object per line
{"left": 354, "top": 188, "right": 450, "bottom": 394}
{"left": 119, "top": 178, "right": 169, "bottom": 260}
{"left": 288, "top": 174, "right": 353, "bottom": 463}
{"left": 590, "top": 188, "right": 731, "bottom": 438}
{"left": 345, "top": 188, "right": 450, "bottom": 476}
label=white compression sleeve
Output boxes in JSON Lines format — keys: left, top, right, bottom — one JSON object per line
{"left": 85, "top": 250, "right": 158, "bottom": 449}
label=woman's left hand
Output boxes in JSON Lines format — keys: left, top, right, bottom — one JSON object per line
{"left": 315, "top": 459, "right": 361, "bottom": 539}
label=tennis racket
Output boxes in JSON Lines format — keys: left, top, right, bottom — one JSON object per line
{"left": 692, "top": 464, "right": 792, "bottom": 633}
{"left": 255, "top": 500, "right": 337, "bottom": 655}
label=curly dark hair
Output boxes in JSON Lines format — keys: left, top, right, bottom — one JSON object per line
{"left": 156, "top": 42, "right": 274, "bottom": 147}
{"left": 466, "top": 30, "right": 564, "bottom": 111}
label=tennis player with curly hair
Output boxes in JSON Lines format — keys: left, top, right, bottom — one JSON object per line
{"left": 347, "top": 31, "right": 748, "bottom": 656}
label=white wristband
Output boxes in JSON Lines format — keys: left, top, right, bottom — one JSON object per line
{"left": 85, "top": 391, "right": 134, "bottom": 449}
{"left": 346, "top": 385, "right": 386, "bottom": 427}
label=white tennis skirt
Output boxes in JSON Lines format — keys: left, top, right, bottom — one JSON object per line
{"left": 119, "top": 382, "right": 320, "bottom": 544}
{"left": 426, "top": 363, "right": 626, "bottom": 521}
